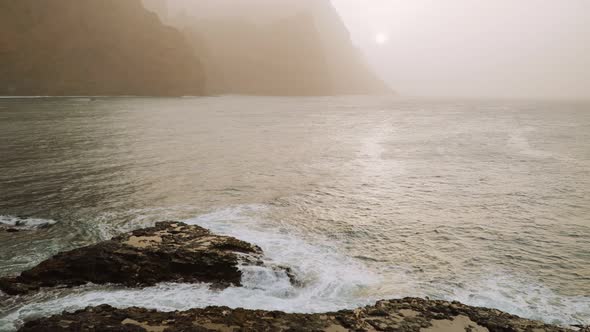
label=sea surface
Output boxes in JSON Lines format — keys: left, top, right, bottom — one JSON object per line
{"left": 0, "top": 96, "right": 588, "bottom": 331}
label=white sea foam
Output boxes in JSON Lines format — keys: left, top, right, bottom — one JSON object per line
{"left": 0, "top": 216, "right": 57, "bottom": 230}
{"left": 442, "top": 272, "right": 590, "bottom": 326}
{"left": 0, "top": 205, "right": 381, "bottom": 331}
{"left": 0, "top": 205, "right": 587, "bottom": 331}
{"left": 183, "top": 204, "right": 382, "bottom": 307}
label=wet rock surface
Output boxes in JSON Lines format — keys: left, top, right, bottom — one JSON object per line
{"left": 0, "top": 222, "right": 262, "bottom": 295}
{"left": 18, "top": 298, "right": 573, "bottom": 332}
{"left": 1, "top": 223, "right": 581, "bottom": 332}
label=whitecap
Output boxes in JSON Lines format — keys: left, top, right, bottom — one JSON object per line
{"left": 0, "top": 204, "right": 381, "bottom": 331}
{"left": 0, "top": 216, "right": 57, "bottom": 230}
{"left": 442, "top": 272, "right": 590, "bottom": 326}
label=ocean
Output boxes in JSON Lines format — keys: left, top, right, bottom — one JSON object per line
{"left": 0, "top": 96, "right": 588, "bottom": 330}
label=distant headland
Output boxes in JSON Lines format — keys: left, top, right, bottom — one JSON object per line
{"left": 0, "top": 0, "right": 390, "bottom": 97}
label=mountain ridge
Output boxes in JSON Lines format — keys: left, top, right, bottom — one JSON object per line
{"left": 0, "top": 0, "right": 205, "bottom": 96}
{"left": 1, "top": 0, "right": 390, "bottom": 96}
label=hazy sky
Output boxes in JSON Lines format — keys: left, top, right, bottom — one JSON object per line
{"left": 332, "top": 0, "right": 590, "bottom": 99}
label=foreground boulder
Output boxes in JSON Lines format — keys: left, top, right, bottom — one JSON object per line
{"left": 0, "top": 222, "right": 262, "bottom": 295}
{"left": 18, "top": 298, "right": 574, "bottom": 332}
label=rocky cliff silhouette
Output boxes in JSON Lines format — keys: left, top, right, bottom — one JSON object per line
{"left": 0, "top": 0, "right": 204, "bottom": 96}
{"left": 1, "top": 0, "right": 390, "bottom": 96}
{"left": 147, "top": 0, "right": 391, "bottom": 95}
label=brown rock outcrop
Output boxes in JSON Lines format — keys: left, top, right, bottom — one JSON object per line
{"left": 18, "top": 298, "right": 573, "bottom": 332}
{"left": 0, "top": 222, "right": 262, "bottom": 295}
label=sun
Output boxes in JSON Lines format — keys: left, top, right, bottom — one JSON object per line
{"left": 375, "top": 33, "right": 389, "bottom": 45}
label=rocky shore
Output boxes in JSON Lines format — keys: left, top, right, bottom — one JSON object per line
{"left": 18, "top": 299, "right": 577, "bottom": 332}
{"left": 1, "top": 222, "right": 583, "bottom": 331}
{"left": 0, "top": 222, "right": 263, "bottom": 295}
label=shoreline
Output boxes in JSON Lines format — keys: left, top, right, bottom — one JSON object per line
{"left": 0, "top": 222, "right": 586, "bottom": 331}
{"left": 17, "top": 298, "right": 581, "bottom": 332}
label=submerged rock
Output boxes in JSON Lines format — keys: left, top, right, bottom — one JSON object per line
{"left": 0, "top": 222, "right": 262, "bottom": 295}
{"left": 18, "top": 298, "right": 573, "bottom": 332}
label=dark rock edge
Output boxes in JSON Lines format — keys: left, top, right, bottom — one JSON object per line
{"left": 18, "top": 298, "right": 584, "bottom": 332}
{"left": 0, "top": 222, "right": 263, "bottom": 295}
{"left": 1, "top": 222, "right": 585, "bottom": 332}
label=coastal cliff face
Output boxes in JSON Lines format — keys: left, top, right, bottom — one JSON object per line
{"left": 186, "top": 13, "right": 334, "bottom": 96}
{"left": 309, "top": 0, "right": 392, "bottom": 95}
{"left": 144, "top": 0, "right": 391, "bottom": 95}
{"left": 1, "top": 0, "right": 388, "bottom": 96}
{"left": 0, "top": 0, "right": 205, "bottom": 96}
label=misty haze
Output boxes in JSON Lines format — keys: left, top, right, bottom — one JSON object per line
{"left": 0, "top": 1, "right": 588, "bottom": 331}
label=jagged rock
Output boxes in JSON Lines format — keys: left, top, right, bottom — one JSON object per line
{"left": 18, "top": 298, "right": 573, "bottom": 332}
{"left": 0, "top": 222, "right": 262, "bottom": 295}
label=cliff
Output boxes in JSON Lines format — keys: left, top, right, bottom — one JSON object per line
{"left": 186, "top": 13, "right": 335, "bottom": 95}
{"left": 145, "top": 0, "right": 391, "bottom": 96}
{"left": 1, "top": 0, "right": 389, "bottom": 96}
{"left": 0, "top": 0, "right": 205, "bottom": 96}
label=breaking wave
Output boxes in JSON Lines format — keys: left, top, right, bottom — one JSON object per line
{"left": 0, "top": 216, "right": 57, "bottom": 231}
